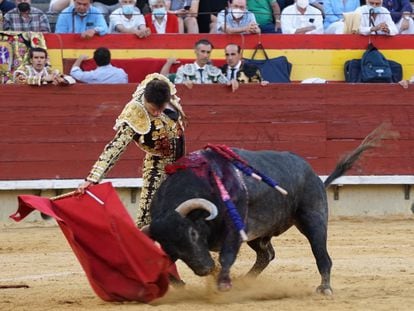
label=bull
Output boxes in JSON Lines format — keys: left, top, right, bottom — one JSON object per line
{"left": 149, "top": 127, "right": 386, "bottom": 294}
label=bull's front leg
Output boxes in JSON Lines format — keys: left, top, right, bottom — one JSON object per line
{"left": 217, "top": 230, "right": 242, "bottom": 291}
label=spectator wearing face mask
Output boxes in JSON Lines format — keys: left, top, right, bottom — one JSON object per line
{"left": 216, "top": 0, "right": 260, "bottom": 34}
{"left": 144, "top": 0, "right": 179, "bottom": 33}
{"left": 109, "top": 0, "right": 151, "bottom": 37}
{"left": 3, "top": 0, "right": 50, "bottom": 32}
{"left": 281, "top": 0, "right": 323, "bottom": 34}
{"left": 355, "top": 0, "right": 398, "bottom": 35}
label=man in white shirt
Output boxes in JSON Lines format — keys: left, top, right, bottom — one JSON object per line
{"left": 109, "top": 0, "right": 150, "bottom": 37}
{"left": 70, "top": 47, "right": 128, "bottom": 84}
{"left": 281, "top": 0, "right": 323, "bottom": 34}
{"left": 355, "top": 0, "right": 398, "bottom": 35}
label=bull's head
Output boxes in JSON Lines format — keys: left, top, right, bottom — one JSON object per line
{"left": 150, "top": 198, "right": 218, "bottom": 276}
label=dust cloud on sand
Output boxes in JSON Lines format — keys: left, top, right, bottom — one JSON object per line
{"left": 1, "top": 216, "right": 414, "bottom": 311}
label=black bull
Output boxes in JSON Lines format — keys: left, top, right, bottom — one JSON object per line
{"left": 149, "top": 129, "right": 385, "bottom": 294}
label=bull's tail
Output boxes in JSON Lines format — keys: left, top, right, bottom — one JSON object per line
{"left": 324, "top": 123, "right": 398, "bottom": 188}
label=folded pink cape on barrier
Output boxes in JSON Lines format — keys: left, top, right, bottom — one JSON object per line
{"left": 11, "top": 182, "right": 179, "bottom": 303}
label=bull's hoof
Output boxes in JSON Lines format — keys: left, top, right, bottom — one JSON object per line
{"left": 316, "top": 285, "right": 333, "bottom": 296}
{"left": 217, "top": 280, "right": 232, "bottom": 291}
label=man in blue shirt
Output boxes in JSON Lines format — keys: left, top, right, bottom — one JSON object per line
{"left": 70, "top": 47, "right": 128, "bottom": 83}
{"left": 55, "top": 0, "right": 109, "bottom": 37}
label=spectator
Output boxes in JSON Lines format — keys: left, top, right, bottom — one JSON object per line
{"left": 216, "top": 0, "right": 260, "bottom": 34}
{"left": 3, "top": 0, "right": 51, "bottom": 32}
{"left": 221, "top": 43, "right": 266, "bottom": 85}
{"left": 246, "top": 0, "right": 281, "bottom": 33}
{"left": 109, "top": 0, "right": 150, "bottom": 37}
{"left": 0, "top": 0, "right": 16, "bottom": 15}
{"left": 281, "top": 0, "right": 324, "bottom": 34}
{"left": 166, "top": 0, "right": 199, "bottom": 33}
{"left": 323, "top": 0, "right": 360, "bottom": 34}
{"left": 55, "top": 0, "right": 109, "bottom": 37}
{"left": 355, "top": 0, "right": 398, "bottom": 35}
{"left": 13, "top": 47, "right": 72, "bottom": 85}
{"left": 70, "top": 47, "right": 128, "bottom": 83}
{"left": 93, "top": 0, "right": 120, "bottom": 19}
{"left": 174, "top": 39, "right": 228, "bottom": 86}
{"left": 144, "top": 0, "right": 179, "bottom": 33}
{"left": 382, "top": 0, "right": 414, "bottom": 34}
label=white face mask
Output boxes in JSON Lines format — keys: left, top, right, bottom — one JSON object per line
{"left": 231, "top": 8, "right": 244, "bottom": 19}
{"left": 296, "top": 0, "right": 309, "bottom": 9}
{"left": 122, "top": 4, "right": 135, "bottom": 15}
{"left": 367, "top": 5, "right": 381, "bottom": 14}
{"left": 152, "top": 7, "right": 166, "bottom": 17}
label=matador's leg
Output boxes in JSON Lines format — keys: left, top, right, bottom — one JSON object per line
{"left": 136, "top": 156, "right": 165, "bottom": 228}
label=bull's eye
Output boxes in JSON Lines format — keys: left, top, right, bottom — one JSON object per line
{"left": 188, "top": 227, "right": 199, "bottom": 243}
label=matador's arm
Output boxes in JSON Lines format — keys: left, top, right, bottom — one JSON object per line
{"left": 86, "top": 124, "right": 135, "bottom": 183}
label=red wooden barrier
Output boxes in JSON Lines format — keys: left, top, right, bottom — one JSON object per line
{"left": 1, "top": 83, "right": 413, "bottom": 180}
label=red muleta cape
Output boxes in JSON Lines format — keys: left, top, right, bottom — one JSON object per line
{"left": 11, "top": 182, "right": 179, "bottom": 303}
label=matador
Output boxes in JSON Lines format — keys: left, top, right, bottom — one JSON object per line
{"left": 79, "top": 73, "right": 186, "bottom": 227}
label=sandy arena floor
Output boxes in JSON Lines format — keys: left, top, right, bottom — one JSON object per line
{"left": 1, "top": 216, "right": 414, "bottom": 311}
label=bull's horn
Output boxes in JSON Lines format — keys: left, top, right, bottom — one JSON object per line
{"left": 175, "top": 198, "right": 218, "bottom": 221}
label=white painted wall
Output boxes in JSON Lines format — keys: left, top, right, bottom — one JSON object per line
{"left": 1, "top": 182, "right": 413, "bottom": 223}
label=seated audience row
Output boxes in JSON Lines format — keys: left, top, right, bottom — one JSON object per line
{"left": 10, "top": 43, "right": 414, "bottom": 88}
{"left": 10, "top": 40, "right": 263, "bottom": 88}
{"left": 2, "top": 0, "right": 414, "bottom": 35}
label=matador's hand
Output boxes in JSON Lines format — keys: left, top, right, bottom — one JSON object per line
{"left": 77, "top": 181, "right": 93, "bottom": 194}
